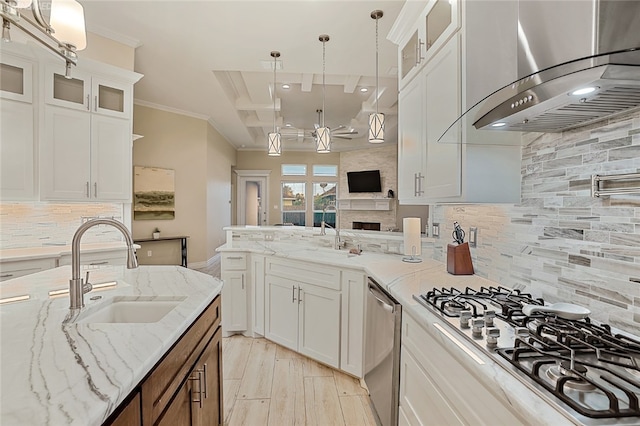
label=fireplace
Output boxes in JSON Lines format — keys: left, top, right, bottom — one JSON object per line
{"left": 352, "top": 221, "right": 381, "bottom": 231}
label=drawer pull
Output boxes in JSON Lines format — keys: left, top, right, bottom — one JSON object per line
{"left": 89, "top": 261, "right": 109, "bottom": 266}
{"left": 189, "top": 370, "right": 203, "bottom": 408}
{"left": 433, "top": 322, "right": 485, "bottom": 365}
{"left": 0, "top": 274, "right": 14, "bottom": 278}
{"left": 202, "top": 363, "right": 209, "bottom": 398}
{"left": 226, "top": 256, "right": 244, "bottom": 260}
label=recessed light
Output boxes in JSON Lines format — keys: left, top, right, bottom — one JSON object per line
{"left": 570, "top": 86, "right": 597, "bottom": 96}
{"left": 360, "top": 87, "right": 368, "bottom": 93}
{"left": 491, "top": 122, "right": 507, "bottom": 127}
{"left": 282, "top": 84, "right": 290, "bottom": 89}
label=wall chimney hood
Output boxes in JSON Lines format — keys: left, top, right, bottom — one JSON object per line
{"left": 439, "top": 0, "right": 640, "bottom": 146}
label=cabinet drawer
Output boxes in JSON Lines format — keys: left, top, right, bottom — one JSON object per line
{"left": 0, "top": 257, "right": 57, "bottom": 281}
{"left": 266, "top": 257, "right": 340, "bottom": 290}
{"left": 141, "top": 295, "right": 221, "bottom": 425}
{"left": 402, "top": 313, "right": 526, "bottom": 424}
{"left": 221, "top": 253, "right": 247, "bottom": 271}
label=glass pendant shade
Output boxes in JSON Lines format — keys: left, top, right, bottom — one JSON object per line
{"left": 15, "top": 0, "right": 33, "bottom": 8}
{"left": 50, "top": 0, "right": 86, "bottom": 50}
{"left": 368, "top": 112, "right": 385, "bottom": 143}
{"left": 267, "top": 132, "right": 281, "bottom": 156}
{"left": 316, "top": 127, "right": 331, "bottom": 153}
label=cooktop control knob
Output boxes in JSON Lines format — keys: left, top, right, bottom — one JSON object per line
{"left": 515, "top": 327, "right": 529, "bottom": 340}
{"left": 484, "top": 310, "right": 496, "bottom": 327}
{"left": 460, "top": 310, "right": 472, "bottom": 328}
{"left": 471, "top": 318, "right": 485, "bottom": 337}
{"left": 486, "top": 327, "right": 500, "bottom": 347}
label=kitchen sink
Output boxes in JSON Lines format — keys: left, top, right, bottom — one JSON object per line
{"left": 77, "top": 296, "right": 187, "bottom": 324}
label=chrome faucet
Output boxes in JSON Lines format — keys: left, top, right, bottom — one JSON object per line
{"left": 320, "top": 202, "right": 343, "bottom": 250}
{"left": 69, "top": 218, "right": 138, "bottom": 310}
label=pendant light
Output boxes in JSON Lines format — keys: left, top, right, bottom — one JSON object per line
{"left": 316, "top": 34, "right": 331, "bottom": 153}
{"left": 267, "top": 51, "right": 282, "bottom": 156}
{"left": 369, "top": 10, "right": 385, "bottom": 144}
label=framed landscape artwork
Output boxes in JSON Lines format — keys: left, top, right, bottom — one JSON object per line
{"left": 133, "top": 166, "right": 176, "bottom": 220}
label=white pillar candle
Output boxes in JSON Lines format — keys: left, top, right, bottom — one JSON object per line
{"left": 403, "top": 217, "right": 421, "bottom": 257}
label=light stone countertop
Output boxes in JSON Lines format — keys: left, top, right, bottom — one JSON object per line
{"left": 217, "top": 240, "right": 575, "bottom": 425}
{"left": 0, "top": 265, "right": 223, "bottom": 426}
{"left": 0, "top": 242, "right": 138, "bottom": 263}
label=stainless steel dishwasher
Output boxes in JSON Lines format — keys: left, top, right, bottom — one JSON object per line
{"left": 364, "top": 277, "right": 401, "bottom": 426}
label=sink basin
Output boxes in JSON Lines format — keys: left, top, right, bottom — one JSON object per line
{"left": 77, "top": 296, "right": 187, "bottom": 324}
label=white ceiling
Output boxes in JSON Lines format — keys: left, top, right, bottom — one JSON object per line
{"left": 81, "top": 0, "right": 406, "bottom": 152}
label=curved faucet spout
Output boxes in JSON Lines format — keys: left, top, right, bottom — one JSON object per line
{"left": 69, "top": 219, "right": 138, "bottom": 310}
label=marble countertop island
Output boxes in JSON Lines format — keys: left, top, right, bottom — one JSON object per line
{"left": 0, "top": 265, "right": 223, "bottom": 426}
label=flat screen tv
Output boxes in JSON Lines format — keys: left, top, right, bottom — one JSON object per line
{"left": 347, "top": 170, "right": 382, "bottom": 193}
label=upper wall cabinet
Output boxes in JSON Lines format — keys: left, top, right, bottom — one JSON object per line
{"left": 0, "top": 48, "right": 36, "bottom": 200}
{"left": 39, "top": 58, "right": 142, "bottom": 202}
{"left": 394, "top": 0, "right": 460, "bottom": 90}
{"left": 0, "top": 52, "right": 33, "bottom": 103}
{"left": 44, "top": 63, "right": 133, "bottom": 119}
{"left": 390, "top": 0, "right": 522, "bottom": 204}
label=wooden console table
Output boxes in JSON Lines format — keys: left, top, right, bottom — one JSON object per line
{"left": 133, "top": 236, "right": 189, "bottom": 267}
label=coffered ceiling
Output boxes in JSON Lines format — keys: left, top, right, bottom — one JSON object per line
{"left": 81, "top": 0, "right": 405, "bottom": 152}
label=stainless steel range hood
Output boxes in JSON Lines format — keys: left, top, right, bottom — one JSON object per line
{"left": 439, "top": 0, "right": 640, "bottom": 145}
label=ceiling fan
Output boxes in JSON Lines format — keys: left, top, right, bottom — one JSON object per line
{"left": 281, "top": 109, "right": 362, "bottom": 142}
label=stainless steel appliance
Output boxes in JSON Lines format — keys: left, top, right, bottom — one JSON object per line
{"left": 364, "top": 277, "right": 401, "bottom": 426}
{"left": 413, "top": 286, "right": 640, "bottom": 425}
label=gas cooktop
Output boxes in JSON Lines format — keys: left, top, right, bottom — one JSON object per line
{"left": 413, "top": 286, "right": 640, "bottom": 425}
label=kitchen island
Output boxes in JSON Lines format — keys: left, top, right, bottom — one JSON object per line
{"left": 0, "top": 265, "right": 223, "bottom": 425}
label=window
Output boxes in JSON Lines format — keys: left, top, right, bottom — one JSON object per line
{"left": 282, "top": 164, "right": 307, "bottom": 176}
{"left": 281, "top": 182, "right": 306, "bottom": 226}
{"left": 313, "top": 182, "right": 336, "bottom": 227}
{"left": 312, "top": 165, "right": 337, "bottom": 177}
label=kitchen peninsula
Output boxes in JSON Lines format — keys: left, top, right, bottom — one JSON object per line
{"left": 0, "top": 265, "right": 223, "bottom": 425}
{"left": 218, "top": 226, "right": 574, "bottom": 425}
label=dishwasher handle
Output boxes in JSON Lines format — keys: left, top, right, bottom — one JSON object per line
{"left": 368, "top": 283, "right": 396, "bottom": 313}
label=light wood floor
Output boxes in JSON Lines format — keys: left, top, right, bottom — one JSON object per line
{"left": 222, "top": 335, "right": 377, "bottom": 426}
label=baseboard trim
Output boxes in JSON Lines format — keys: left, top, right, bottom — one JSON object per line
{"left": 188, "top": 253, "right": 221, "bottom": 270}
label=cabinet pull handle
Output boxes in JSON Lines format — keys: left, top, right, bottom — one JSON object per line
{"left": 414, "top": 173, "right": 425, "bottom": 196}
{"left": 94, "top": 182, "right": 97, "bottom": 198}
{"left": 241, "top": 275, "right": 244, "bottom": 290}
{"left": 189, "top": 370, "right": 203, "bottom": 408}
{"left": 86, "top": 181, "right": 90, "bottom": 198}
{"left": 0, "top": 274, "right": 14, "bottom": 278}
{"left": 86, "top": 94, "right": 90, "bottom": 110}
{"left": 298, "top": 286, "right": 302, "bottom": 304}
{"left": 89, "top": 261, "right": 108, "bottom": 266}
{"left": 94, "top": 95, "right": 98, "bottom": 112}
{"left": 292, "top": 285, "right": 296, "bottom": 303}
{"left": 226, "top": 256, "right": 243, "bottom": 260}
{"left": 416, "top": 38, "right": 425, "bottom": 65}
{"left": 202, "top": 363, "right": 209, "bottom": 398}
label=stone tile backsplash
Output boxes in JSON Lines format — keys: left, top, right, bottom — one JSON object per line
{"left": 0, "top": 203, "right": 124, "bottom": 249}
{"left": 430, "top": 111, "right": 640, "bottom": 334}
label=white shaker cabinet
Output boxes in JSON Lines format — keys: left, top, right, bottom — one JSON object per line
{"left": 39, "top": 60, "right": 141, "bottom": 202}
{"left": 0, "top": 51, "right": 36, "bottom": 200}
{"left": 221, "top": 253, "right": 249, "bottom": 334}
{"left": 0, "top": 99, "right": 35, "bottom": 200}
{"left": 40, "top": 106, "right": 131, "bottom": 201}
{"left": 423, "top": 34, "right": 461, "bottom": 199}
{"left": 265, "top": 274, "right": 341, "bottom": 368}
{"left": 400, "top": 312, "right": 526, "bottom": 425}
{"left": 397, "top": 71, "right": 426, "bottom": 204}
{"left": 264, "top": 257, "right": 341, "bottom": 369}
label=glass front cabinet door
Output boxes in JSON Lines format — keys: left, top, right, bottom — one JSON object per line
{"left": 44, "top": 63, "right": 131, "bottom": 118}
